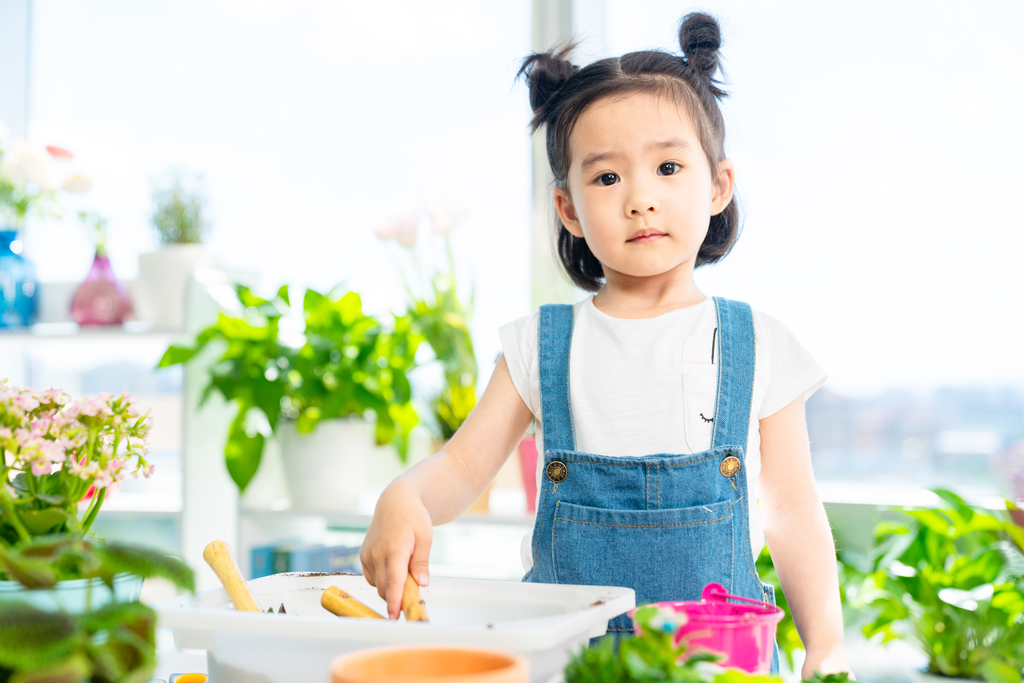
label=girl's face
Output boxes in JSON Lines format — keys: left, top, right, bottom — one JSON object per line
{"left": 554, "top": 91, "right": 734, "bottom": 286}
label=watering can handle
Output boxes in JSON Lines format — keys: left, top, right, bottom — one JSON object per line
{"left": 701, "top": 582, "right": 772, "bottom": 607}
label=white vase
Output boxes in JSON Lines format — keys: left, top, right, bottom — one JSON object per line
{"left": 278, "top": 417, "right": 376, "bottom": 513}
{"left": 135, "top": 244, "right": 211, "bottom": 330}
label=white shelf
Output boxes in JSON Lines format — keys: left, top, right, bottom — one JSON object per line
{"left": 0, "top": 321, "right": 180, "bottom": 339}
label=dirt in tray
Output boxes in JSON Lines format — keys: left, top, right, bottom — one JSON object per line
{"left": 588, "top": 599, "right": 607, "bottom": 607}
{"left": 285, "top": 572, "right": 361, "bottom": 578}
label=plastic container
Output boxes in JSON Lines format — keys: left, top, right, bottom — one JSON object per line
{"left": 156, "top": 572, "right": 633, "bottom": 683}
{"left": 330, "top": 645, "right": 528, "bottom": 683}
{"left": 630, "top": 582, "right": 783, "bottom": 673}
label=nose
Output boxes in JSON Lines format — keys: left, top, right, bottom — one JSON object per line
{"left": 624, "top": 180, "right": 659, "bottom": 217}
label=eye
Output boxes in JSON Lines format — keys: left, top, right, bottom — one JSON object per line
{"left": 596, "top": 173, "right": 619, "bottom": 186}
{"left": 658, "top": 162, "right": 681, "bottom": 176}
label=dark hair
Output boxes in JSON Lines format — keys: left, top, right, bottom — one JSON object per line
{"left": 518, "top": 12, "right": 740, "bottom": 292}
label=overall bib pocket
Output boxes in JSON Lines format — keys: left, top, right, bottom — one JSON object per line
{"left": 552, "top": 498, "right": 734, "bottom": 631}
{"left": 682, "top": 362, "right": 718, "bottom": 454}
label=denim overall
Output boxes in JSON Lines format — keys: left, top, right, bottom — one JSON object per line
{"left": 523, "top": 297, "right": 779, "bottom": 672}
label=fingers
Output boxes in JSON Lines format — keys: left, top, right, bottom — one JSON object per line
{"left": 408, "top": 528, "right": 432, "bottom": 588}
{"left": 384, "top": 558, "right": 408, "bottom": 620}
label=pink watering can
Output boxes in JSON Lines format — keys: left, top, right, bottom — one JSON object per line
{"left": 629, "top": 582, "right": 784, "bottom": 673}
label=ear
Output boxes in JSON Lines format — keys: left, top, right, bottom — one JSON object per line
{"left": 710, "top": 158, "right": 735, "bottom": 216}
{"left": 553, "top": 187, "right": 584, "bottom": 238}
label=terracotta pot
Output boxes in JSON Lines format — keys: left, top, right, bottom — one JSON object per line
{"left": 330, "top": 645, "right": 528, "bottom": 683}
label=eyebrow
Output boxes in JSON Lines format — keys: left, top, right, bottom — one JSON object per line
{"left": 579, "top": 138, "right": 691, "bottom": 171}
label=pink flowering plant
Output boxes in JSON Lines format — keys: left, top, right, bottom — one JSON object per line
{"left": 0, "top": 383, "right": 195, "bottom": 683}
{"left": 0, "top": 384, "right": 153, "bottom": 552}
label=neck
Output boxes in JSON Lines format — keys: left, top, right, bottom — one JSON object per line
{"left": 592, "top": 261, "right": 704, "bottom": 319}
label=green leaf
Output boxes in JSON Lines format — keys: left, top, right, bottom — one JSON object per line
{"left": 981, "top": 659, "right": 1022, "bottom": 683}
{"left": 276, "top": 284, "right": 290, "bottom": 306}
{"left": 157, "top": 343, "right": 200, "bottom": 367}
{"left": 8, "top": 652, "right": 92, "bottom": 683}
{"left": 0, "top": 602, "right": 79, "bottom": 670}
{"left": 19, "top": 509, "right": 70, "bottom": 536}
{"left": 224, "top": 408, "right": 265, "bottom": 492}
{"left": 96, "top": 544, "right": 195, "bottom": 593}
{"left": 0, "top": 548, "right": 58, "bottom": 588}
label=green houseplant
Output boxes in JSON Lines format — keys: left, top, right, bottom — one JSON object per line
{"left": 0, "top": 384, "right": 195, "bottom": 682}
{"left": 158, "top": 284, "right": 422, "bottom": 493}
{"left": 848, "top": 489, "right": 1024, "bottom": 683}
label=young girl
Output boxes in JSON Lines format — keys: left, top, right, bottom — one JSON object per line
{"left": 361, "top": 12, "right": 851, "bottom": 677}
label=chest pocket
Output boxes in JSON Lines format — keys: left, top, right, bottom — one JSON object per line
{"left": 681, "top": 362, "right": 717, "bottom": 453}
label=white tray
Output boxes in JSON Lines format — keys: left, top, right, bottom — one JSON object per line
{"left": 155, "top": 572, "right": 634, "bottom": 683}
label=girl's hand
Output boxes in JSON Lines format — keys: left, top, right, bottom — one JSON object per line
{"left": 359, "top": 355, "right": 535, "bottom": 618}
{"left": 360, "top": 479, "right": 434, "bottom": 619}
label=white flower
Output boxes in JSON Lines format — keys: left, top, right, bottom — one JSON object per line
{"left": 4, "top": 141, "right": 50, "bottom": 186}
{"left": 62, "top": 171, "right": 93, "bottom": 193}
{"left": 392, "top": 210, "right": 419, "bottom": 247}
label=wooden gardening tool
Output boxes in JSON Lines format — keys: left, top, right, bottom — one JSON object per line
{"left": 203, "top": 540, "right": 263, "bottom": 613}
{"left": 401, "top": 573, "right": 429, "bottom": 622}
{"left": 321, "top": 586, "right": 385, "bottom": 619}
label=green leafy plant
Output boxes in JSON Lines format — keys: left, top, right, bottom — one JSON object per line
{"left": 159, "top": 284, "right": 422, "bottom": 491}
{"left": 756, "top": 547, "right": 803, "bottom": 671}
{"left": 848, "top": 489, "right": 1024, "bottom": 682}
{"left": 0, "top": 536, "right": 194, "bottom": 683}
{"left": 150, "top": 173, "right": 206, "bottom": 245}
{"left": 376, "top": 203, "right": 477, "bottom": 440}
{"left": 564, "top": 604, "right": 729, "bottom": 683}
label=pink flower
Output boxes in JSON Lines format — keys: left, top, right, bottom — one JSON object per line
{"left": 13, "top": 394, "right": 40, "bottom": 412}
{"left": 39, "top": 439, "right": 65, "bottom": 463}
{"left": 31, "top": 460, "right": 51, "bottom": 476}
{"left": 143, "top": 464, "right": 155, "bottom": 478}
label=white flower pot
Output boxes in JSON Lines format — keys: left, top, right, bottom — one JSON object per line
{"left": 0, "top": 573, "right": 142, "bottom": 613}
{"left": 279, "top": 417, "right": 376, "bottom": 512}
{"left": 135, "top": 244, "right": 211, "bottom": 330}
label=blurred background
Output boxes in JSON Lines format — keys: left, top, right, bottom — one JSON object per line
{"left": 0, "top": 0, "right": 1022, "bottom": 677}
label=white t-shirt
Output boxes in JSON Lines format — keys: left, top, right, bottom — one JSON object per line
{"left": 498, "top": 295, "right": 826, "bottom": 571}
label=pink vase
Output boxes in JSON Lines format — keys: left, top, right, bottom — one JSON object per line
{"left": 70, "top": 251, "right": 132, "bottom": 326}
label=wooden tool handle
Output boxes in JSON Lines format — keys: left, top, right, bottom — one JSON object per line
{"left": 321, "top": 586, "right": 385, "bottom": 619}
{"left": 401, "top": 573, "right": 429, "bottom": 622}
{"left": 203, "top": 540, "right": 262, "bottom": 613}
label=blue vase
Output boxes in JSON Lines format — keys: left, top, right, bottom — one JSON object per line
{"left": 0, "top": 229, "right": 37, "bottom": 328}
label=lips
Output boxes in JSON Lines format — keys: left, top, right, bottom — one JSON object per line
{"left": 627, "top": 229, "right": 667, "bottom": 243}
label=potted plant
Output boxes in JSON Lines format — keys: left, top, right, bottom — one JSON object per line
{"left": 159, "top": 284, "right": 422, "bottom": 511}
{"left": 135, "top": 172, "right": 212, "bottom": 330}
{"left": 375, "top": 200, "right": 477, "bottom": 443}
{"left": 0, "top": 383, "right": 195, "bottom": 682}
{"left": 848, "top": 489, "right": 1024, "bottom": 683}
{"left": 0, "top": 125, "right": 92, "bottom": 327}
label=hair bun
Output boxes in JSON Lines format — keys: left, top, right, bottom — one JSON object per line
{"left": 678, "top": 12, "right": 723, "bottom": 87}
{"left": 518, "top": 45, "right": 579, "bottom": 127}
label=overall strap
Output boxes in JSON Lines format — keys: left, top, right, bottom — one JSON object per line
{"left": 710, "top": 297, "right": 756, "bottom": 450}
{"left": 538, "top": 303, "right": 576, "bottom": 451}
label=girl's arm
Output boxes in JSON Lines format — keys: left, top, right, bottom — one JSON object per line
{"left": 360, "top": 355, "right": 534, "bottom": 618}
{"left": 758, "top": 395, "right": 852, "bottom": 677}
